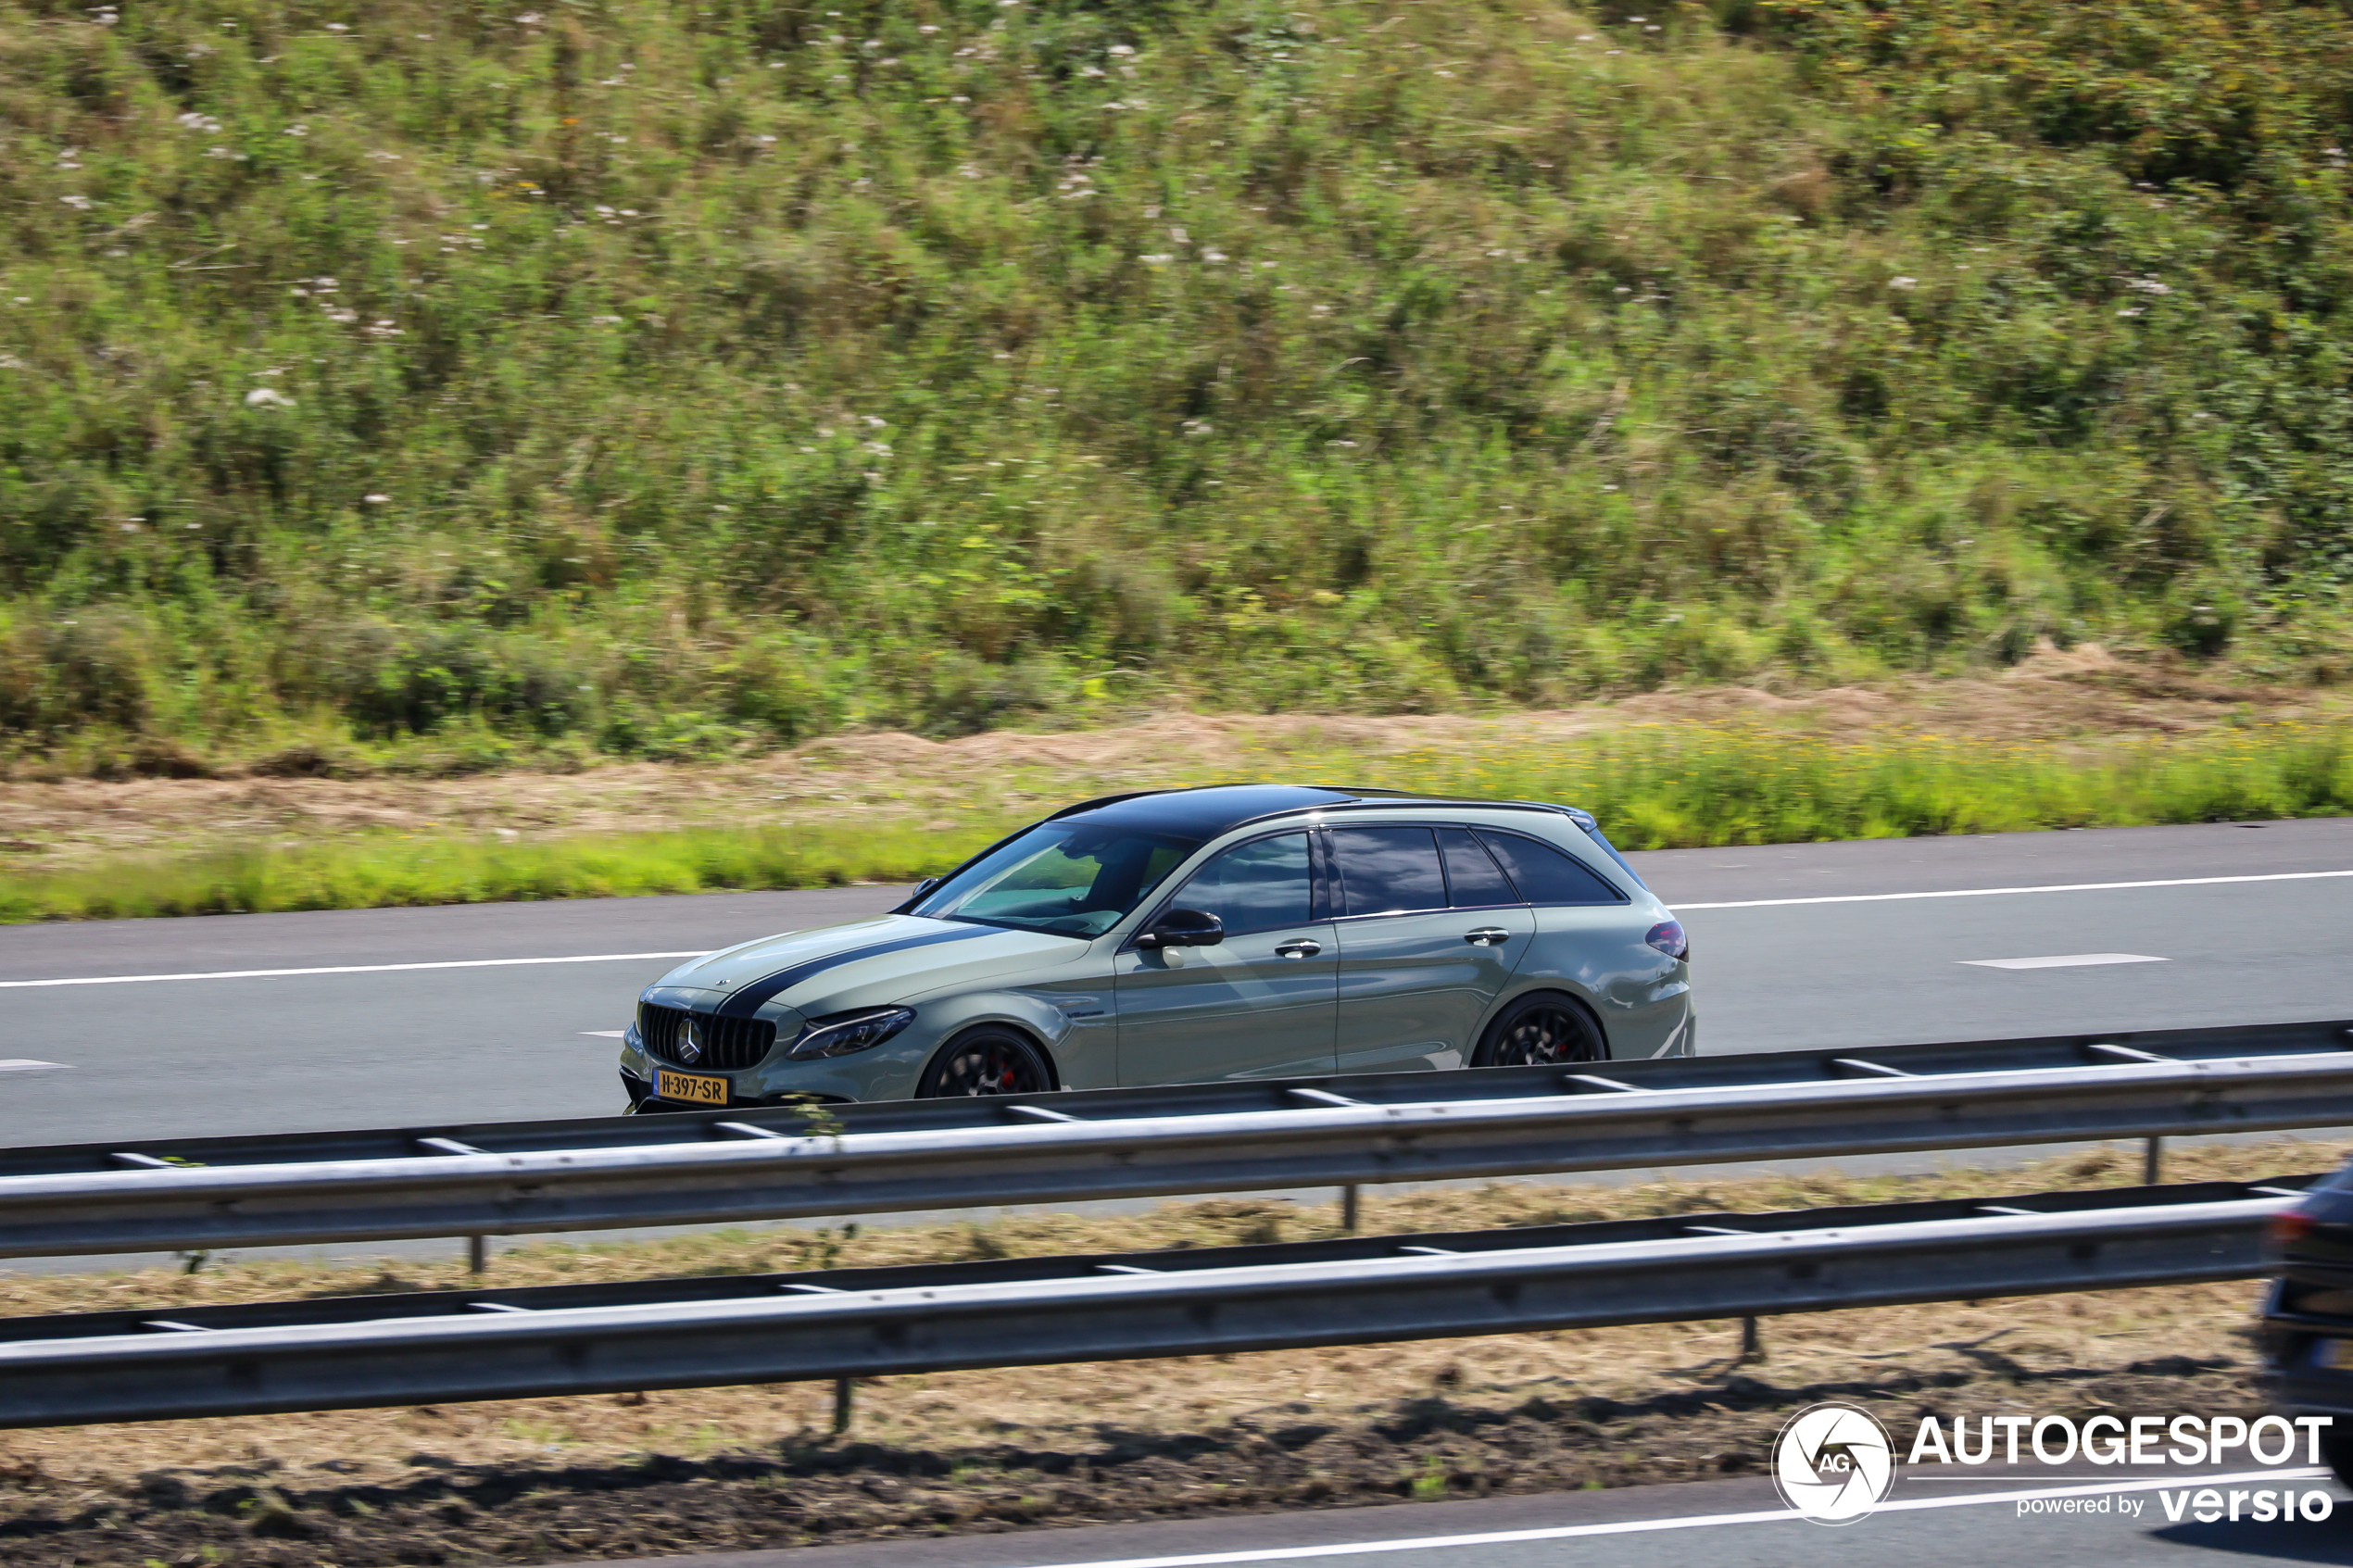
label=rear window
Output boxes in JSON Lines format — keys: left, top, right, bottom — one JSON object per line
{"left": 1436, "top": 827, "right": 1518, "bottom": 908}
{"left": 1329, "top": 826, "right": 1448, "bottom": 917}
{"left": 1475, "top": 830, "right": 1627, "bottom": 906}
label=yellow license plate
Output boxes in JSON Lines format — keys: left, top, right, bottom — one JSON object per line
{"left": 654, "top": 1068, "right": 729, "bottom": 1106}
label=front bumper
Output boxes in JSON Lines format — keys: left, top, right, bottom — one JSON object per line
{"left": 2266, "top": 1320, "right": 2353, "bottom": 1417}
{"left": 620, "top": 1003, "right": 944, "bottom": 1105}
{"left": 619, "top": 1069, "right": 850, "bottom": 1114}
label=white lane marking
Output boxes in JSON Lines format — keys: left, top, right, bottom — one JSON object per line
{"left": 1675, "top": 867, "right": 2353, "bottom": 911}
{"left": 996, "top": 1468, "right": 2328, "bottom": 1567}
{"left": 0, "top": 1060, "right": 66, "bottom": 1072}
{"left": 579, "top": 1030, "right": 627, "bottom": 1038}
{"left": 0, "top": 952, "right": 709, "bottom": 990}
{"left": 1961, "top": 953, "right": 2168, "bottom": 970}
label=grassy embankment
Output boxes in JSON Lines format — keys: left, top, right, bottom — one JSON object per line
{"left": 7, "top": 717, "right": 2353, "bottom": 920}
{"left": 7, "top": 0, "right": 2353, "bottom": 776}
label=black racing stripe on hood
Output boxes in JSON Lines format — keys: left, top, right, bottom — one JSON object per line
{"left": 715, "top": 926, "right": 994, "bottom": 1019}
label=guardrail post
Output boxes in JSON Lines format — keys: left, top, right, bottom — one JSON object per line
{"left": 468, "top": 1236, "right": 487, "bottom": 1274}
{"left": 1741, "top": 1316, "right": 1762, "bottom": 1361}
{"left": 832, "top": 1376, "right": 854, "bottom": 1434}
{"left": 1341, "top": 1185, "right": 1361, "bottom": 1235}
{"left": 2145, "top": 1136, "right": 2164, "bottom": 1185}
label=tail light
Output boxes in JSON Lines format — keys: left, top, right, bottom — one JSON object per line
{"left": 2271, "top": 1210, "right": 2317, "bottom": 1249}
{"left": 1646, "top": 921, "right": 1689, "bottom": 961}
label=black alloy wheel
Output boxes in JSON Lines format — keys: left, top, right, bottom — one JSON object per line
{"left": 918, "top": 1027, "right": 1055, "bottom": 1098}
{"left": 1473, "top": 992, "right": 1605, "bottom": 1067}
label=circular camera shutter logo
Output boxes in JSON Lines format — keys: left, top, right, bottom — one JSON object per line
{"left": 1772, "top": 1401, "right": 1896, "bottom": 1524}
{"left": 676, "top": 1017, "right": 704, "bottom": 1065}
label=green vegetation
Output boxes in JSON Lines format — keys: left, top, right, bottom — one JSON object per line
{"left": 5, "top": 0, "right": 2353, "bottom": 773}
{"left": 8, "top": 719, "right": 2349, "bottom": 921}
{"left": 1405, "top": 718, "right": 2353, "bottom": 849}
{"left": 0, "top": 819, "right": 988, "bottom": 921}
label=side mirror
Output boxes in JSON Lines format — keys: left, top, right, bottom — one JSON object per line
{"left": 912, "top": 875, "right": 941, "bottom": 899}
{"left": 1137, "top": 908, "right": 1223, "bottom": 950}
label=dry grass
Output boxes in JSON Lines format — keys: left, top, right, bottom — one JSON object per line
{"left": 1, "top": 659, "right": 2335, "bottom": 874}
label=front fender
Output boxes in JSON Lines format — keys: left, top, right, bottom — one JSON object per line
{"left": 892, "top": 985, "right": 1117, "bottom": 1091}
{"left": 734, "top": 985, "right": 1116, "bottom": 1102}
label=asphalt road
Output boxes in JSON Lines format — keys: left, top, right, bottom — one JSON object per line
{"left": 0, "top": 818, "right": 2348, "bottom": 1148}
{"left": 571, "top": 1466, "right": 2353, "bottom": 1568}
{"left": 6, "top": 821, "right": 2353, "bottom": 1566}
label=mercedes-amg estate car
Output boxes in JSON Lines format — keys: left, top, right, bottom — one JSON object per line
{"left": 619, "top": 784, "right": 1692, "bottom": 1109}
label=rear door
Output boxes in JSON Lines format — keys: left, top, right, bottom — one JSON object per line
{"left": 1329, "top": 825, "right": 1535, "bottom": 1073}
{"left": 1113, "top": 832, "right": 1339, "bottom": 1085}
{"left": 1472, "top": 825, "right": 1644, "bottom": 1019}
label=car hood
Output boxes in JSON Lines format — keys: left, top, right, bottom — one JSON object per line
{"left": 654, "top": 914, "right": 1080, "bottom": 1019}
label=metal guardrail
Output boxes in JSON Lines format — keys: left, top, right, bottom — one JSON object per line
{"left": 0, "top": 1174, "right": 2315, "bottom": 1427}
{"left": 0, "top": 1020, "right": 2347, "bottom": 1259}
{"left": 24, "top": 1017, "right": 2349, "bottom": 1174}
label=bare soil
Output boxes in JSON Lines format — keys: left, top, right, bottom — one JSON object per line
{"left": 0, "top": 1138, "right": 2327, "bottom": 1564}
{"left": 0, "top": 653, "right": 2334, "bottom": 872}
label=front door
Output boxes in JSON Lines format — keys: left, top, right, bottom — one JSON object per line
{"left": 1329, "top": 825, "right": 1535, "bottom": 1073}
{"left": 1114, "top": 832, "right": 1338, "bottom": 1084}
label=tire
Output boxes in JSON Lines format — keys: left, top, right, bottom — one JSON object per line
{"left": 1472, "top": 991, "right": 1606, "bottom": 1067}
{"left": 917, "top": 1026, "right": 1056, "bottom": 1098}
{"left": 2320, "top": 1420, "right": 2353, "bottom": 1491}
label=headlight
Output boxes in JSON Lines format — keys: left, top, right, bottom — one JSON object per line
{"left": 623, "top": 1022, "right": 643, "bottom": 1052}
{"left": 787, "top": 1006, "right": 917, "bottom": 1060}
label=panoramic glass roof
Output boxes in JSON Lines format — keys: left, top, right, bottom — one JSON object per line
{"left": 1053, "top": 784, "right": 1451, "bottom": 840}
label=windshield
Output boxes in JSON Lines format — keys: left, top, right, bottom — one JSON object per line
{"left": 912, "top": 822, "right": 1200, "bottom": 938}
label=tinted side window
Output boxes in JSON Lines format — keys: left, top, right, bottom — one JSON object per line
{"left": 1330, "top": 827, "right": 1447, "bottom": 917}
{"left": 1476, "top": 830, "right": 1626, "bottom": 906}
{"left": 1172, "top": 834, "right": 1315, "bottom": 934}
{"left": 1436, "top": 828, "right": 1519, "bottom": 908}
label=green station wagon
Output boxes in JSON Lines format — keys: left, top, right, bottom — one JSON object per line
{"left": 619, "top": 784, "right": 1694, "bottom": 1108}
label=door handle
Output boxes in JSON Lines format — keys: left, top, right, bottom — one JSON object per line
{"left": 1274, "top": 939, "right": 1323, "bottom": 959}
{"left": 1463, "top": 928, "right": 1512, "bottom": 947}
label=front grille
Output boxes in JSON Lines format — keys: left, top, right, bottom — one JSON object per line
{"left": 639, "top": 1002, "right": 778, "bottom": 1072}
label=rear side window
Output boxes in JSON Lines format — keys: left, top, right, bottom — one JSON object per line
{"left": 1476, "top": 830, "right": 1627, "bottom": 906}
{"left": 1172, "top": 833, "right": 1315, "bottom": 935}
{"left": 1435, "top": 827, "right": 1519, "bottom": 908}
{"left": 1329, "top": 826, "right": 1447, "bottom": 917}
